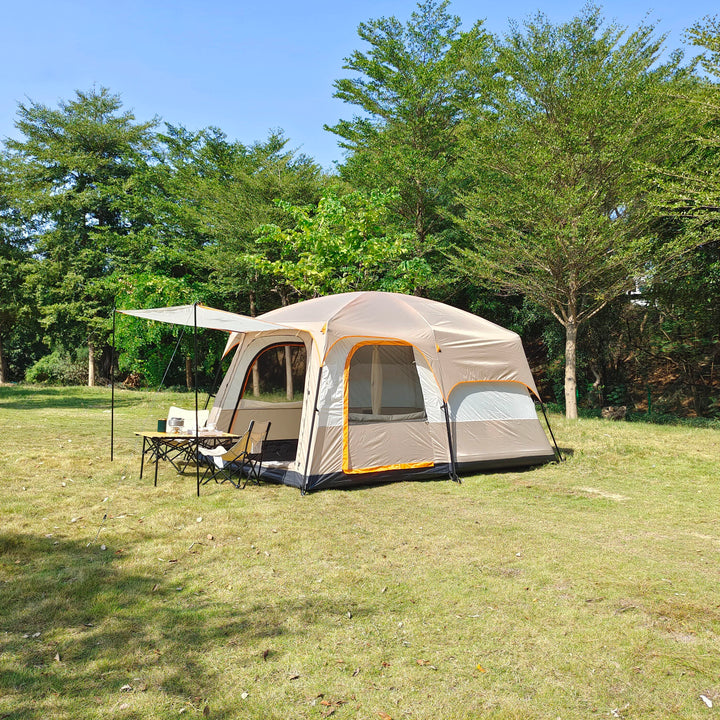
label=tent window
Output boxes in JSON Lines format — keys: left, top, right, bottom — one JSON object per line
{"left": 241, "top": 343, "right": 306, "bottom": 403}
{"left": 347, "top": 344, "right": 427, "bottom": 423}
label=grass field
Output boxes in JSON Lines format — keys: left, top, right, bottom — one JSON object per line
{"left": 1, "top": 385, "right": 719, "bottom": 719}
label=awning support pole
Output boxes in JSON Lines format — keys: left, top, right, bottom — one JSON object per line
{"left": 110, "top": 306, "right": 116, "bottom": 461}
{"left": 194, "top": 303, "right": 201, "bottom": 497}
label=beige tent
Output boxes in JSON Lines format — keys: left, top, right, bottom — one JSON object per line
{"left": 204, "top": 291, "right": 557, "bottom": 492}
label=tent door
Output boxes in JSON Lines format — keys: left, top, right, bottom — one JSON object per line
{"left": 343, "top": 342, "right": 434, "bottom": 474}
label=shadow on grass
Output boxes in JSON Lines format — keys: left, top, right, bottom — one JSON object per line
{"left": 0, "top": 532, "right": 373, "bottom": 719}
{"left": 0, "top": 386, "right": 144, "bottom": 411}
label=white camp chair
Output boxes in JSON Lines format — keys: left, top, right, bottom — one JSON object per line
{"left": 163, "top": 406, "right": 210, "bottom": 471}
{"left": 167, "top": 406, "right": 209, "bottom": 432}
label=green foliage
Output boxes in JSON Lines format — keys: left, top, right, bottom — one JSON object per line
{"left": 2, "top": 94, "right": 326, "bottom": 385}
{"left": 111, "top": 273, "right": 232, "bottom": 390}
{"left": 649, "top": 17, "right": 720, "bottom": 243}
{"left": 632, "top": 241, "right": 720, "bottom": 416}
{"left": 687, "top": 14, "right": 720, "bottom": 77}
{"left": 0, "top": 151, "right": 39, "bottom": 381}
{"left": 252, "top": 189, "right": 432, "bottom": 299}
{"left": 195, "top": 129, "right": 325, "bottom": 311}
{"left": 457, "top": 6, "right": 688, "bottom": 318}
{"left": 24, "top": 348, "right": 88, "bottom": 385}
{"left": 328, "top": 0, "right": 495, "bottom": 253}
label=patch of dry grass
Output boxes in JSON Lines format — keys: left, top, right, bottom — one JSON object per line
{"left": 1, "top": 386, "right": 719, "bottom": 719}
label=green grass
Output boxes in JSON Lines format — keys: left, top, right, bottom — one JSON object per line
{"left": 1, "top": 384, "right": 719, "bottom": 719}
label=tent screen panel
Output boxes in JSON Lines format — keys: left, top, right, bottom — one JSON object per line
{"left": 241, "top": 343, "right": 306, "bottom": 403}
{"left": 347, "top": 344, "right": 427, "bottom": 423}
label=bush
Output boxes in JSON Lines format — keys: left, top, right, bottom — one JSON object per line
{"left": 25, "top": 349, "right": 88, "bottom": 385}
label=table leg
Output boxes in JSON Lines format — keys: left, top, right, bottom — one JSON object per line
{"left": 154, "top": 439, "right": 160, "bottom": 487}
{"left": 196, "top": 452, "right": 200, "bottom": 497}
{"left": 140, "top": 437, "right": 147, "bottom": 479}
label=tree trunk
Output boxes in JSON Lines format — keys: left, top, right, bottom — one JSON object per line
{"left": 185, "top": 355, "right": 193, "bottom": 390}
{"left": 88, "top": 342, "right": 96, "bottom": 387}
{"left": 589, "top": 363, "right": 603, "bottom": 407}
{"left": 564, "top": 320, "right": 578, "bottom": 419}
{"left": 99, "top": 345, "right": 114, "bottom": 383}
{"left": 0, "top": 335, "right": 8, "bottom": 384}
{"left": 285, "top": 345, "right": 294, "bottom": 401}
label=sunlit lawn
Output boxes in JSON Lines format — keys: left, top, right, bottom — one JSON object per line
{"left": 1, "top": 385, "right": 719, "bottom": 719}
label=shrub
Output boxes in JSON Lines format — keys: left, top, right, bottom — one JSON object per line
{"left": 25, "top": 349, "right": 88, "bottom": 385}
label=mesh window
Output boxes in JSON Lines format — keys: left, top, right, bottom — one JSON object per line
{"left": 241, "top": 343, "right": 306, "bottom": 403}
{"left": 347, "top": 344, "right": 426, "bottom": 422}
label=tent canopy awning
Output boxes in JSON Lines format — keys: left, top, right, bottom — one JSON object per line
{"left": 120, "top": 304, "right": 284, "bottom": 334}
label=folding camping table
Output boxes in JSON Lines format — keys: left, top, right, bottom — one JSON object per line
{"left": 135, "top": 430, "right": 241, "bottom": 488}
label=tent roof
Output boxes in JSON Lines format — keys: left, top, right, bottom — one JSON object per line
{"left": 258, "top": 291, "right": 518, "bottom": 345}
{"left": 131, "top": 295, "right": 538, "bottom": 396}
{"left": 120, "top": 304, "right": 283, "bottom": 334}
{"left": 256, "top": 292, "right": 538, "bottom": 394}
{"left": 221, "top": 291, "right": 522, "bottom": 355}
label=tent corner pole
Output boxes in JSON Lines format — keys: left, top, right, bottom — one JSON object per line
{"left": 441, "top": 401, "right": 460, "bottom": 483}
{"left": 432, "top": 337, "right": 459, "bottom": 484}
{"left": 301, "top": 364, "right": 324, "bottom": 495}
{"left": 539, "top": 399, "right": 564, "bottom": 462}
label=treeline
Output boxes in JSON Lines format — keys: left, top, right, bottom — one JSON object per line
{"left": 1, "top": 2, "right": 719, "bottom": 419}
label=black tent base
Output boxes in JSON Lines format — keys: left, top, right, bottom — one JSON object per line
{"left": 256, "top": 453, "right": 556, "bottom": 493}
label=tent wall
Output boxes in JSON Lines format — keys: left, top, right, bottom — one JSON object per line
{"left": 448, "top": 382, "right": 555, "bottom": 465}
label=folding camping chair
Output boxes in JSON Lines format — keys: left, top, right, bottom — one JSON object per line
{"left": 196, "top": 421, "right": 254, "bottom": 489}
{"left": 239, "top": 420, "right": 272, "bottom": 488}
{"left": 196, "top": 420, "right": 271, "bottom": 490}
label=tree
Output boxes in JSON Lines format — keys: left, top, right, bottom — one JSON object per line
{"left": 623, "top": 16, "right": 720, "bottom": 417}
{"left": 327, "top": 0, "right": 495, "bottom": 258}
{"left": 661, "top": 15, "right": 720, "bottom": 229}
{"left": 137, "top": 126, "right": 324, "bottom": 308}
{"left": 455, "top": 7, "right": 696, "bottom": 418}
{"left": 195, "top": 129, "right": 325, "bottom": 312}
{"left": 5, "top": 88, "right": 157, "bottom": 385}
{"left": 252, "top": 189, "right": 432, "bottom": 301}
{"left": 111, "top": 127, "right": 325, "bottom": 387}
{"left": 0, "top": 154, "right": 34, "bottom": 382}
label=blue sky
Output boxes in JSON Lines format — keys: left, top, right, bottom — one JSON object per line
{"left": 1, "top": 0, "right": 716, "bottom": 170}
